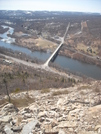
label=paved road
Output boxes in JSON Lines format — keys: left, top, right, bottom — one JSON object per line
{"left": 0, "top": 53, "right": 81, "bottom": 81}
{"left": 65, "top": 46, "right": 101, "bottom": 61}
{"left": 44, "top": 22, "right": 70, "bottom": 67}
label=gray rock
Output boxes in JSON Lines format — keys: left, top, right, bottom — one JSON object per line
{"left": 35, "top": 122, "right": 40, "bottom": 128}
{"left": 57, "top": 98, "right": 64, "bottom": 107}
{"left": 24, "top": 108, "right": 32, "bottom": 113}
{"left": 38, "top": 111, "right": 47, "bottom": 118}
{"left": 39, "top": 117, "right": 45, "bottom": 122}
{"left": 68, "top": 128, "right": 74, "bottom": 132}
{"left": 45, "top": 129, "right": 58, "bottom": 134}
{"left": 21, "top": 120, "right": 38, "bottom": 134}
{"left": 0, "top": 115, "right": 12, "bottom": 123}
{"left": 98, "top": 128, "right": 101, "bottom": 133}
{"left": 4, "top": 125, "right": 14, "bottom": 134}
{"left": 59, "top": 129, "right": 65, "bottom": 134}
{"left": 11, "top": 126, "right": 22, "bottom": 132}
{"left": 24, "top": 113, "right": 32, "bottom": 118}
{"left": 95, "top": 125, "right": 101, "bottom": 131}
{"left": 2, "top": 103, "right": 18, "bottom": 113}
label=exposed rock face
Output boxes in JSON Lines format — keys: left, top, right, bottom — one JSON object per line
{"left": 0, "top": 82, "right": 101, "bottom": 134}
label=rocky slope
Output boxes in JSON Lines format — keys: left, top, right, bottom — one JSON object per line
{"left": 0, "top": 81, "right": 101, "bottom": 134}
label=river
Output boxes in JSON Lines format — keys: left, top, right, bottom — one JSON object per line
{"left": 0, "top": 25, "right": 101, "bottom": 80}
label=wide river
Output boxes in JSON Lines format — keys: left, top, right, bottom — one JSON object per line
{"left": 0, "top": 41, "right": 101, "bottom": 79}
{"left": 0, "top": 25, "right": 101, "bottom": 80}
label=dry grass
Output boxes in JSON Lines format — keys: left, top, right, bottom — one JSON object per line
{"left": 77, "top": 43, "right": 87, "bottom": 52}
{"left": 12, "top": 88, "right": 21, "bottom": 93}
{"left": 17, "top": 37, "right": 56, "bottom": 51}
{"left": 52, "top": 90, "right": 69, "bottom": 96}
{"left": 17, "top": 116, "right": 23, "bottom": 123}
{"left": 78, "top": 85, "right": 91, "bottom": 90}
{"left": 77, "top": 43, "right": 98, "bottom": 56}
{"left": 41, "top": 88, "right": 50, "bottom": 94}
{"left": 80, "top": 91, "right": 86, "bottom": 95}
{"left": 36, "top": 38, "right": 57, "bottom": 51}
{"left": 11, "top": 96, "right": 35, "bottom": 108}
{"left": 0, "top": 98, "right": 7, "bottom": 105}
{"left": 94, "top": 87, "right": 100, "bottom": 93}
{"left": 0, "top": 96, "right": 35, "bottom": 108}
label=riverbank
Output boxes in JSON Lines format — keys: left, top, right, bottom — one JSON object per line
{"left": 1, "top": 40, "right": 101, "bottom": 80}
{"left": 13, "top": 34, "right": 57, "bottom": 53}
{"left": 0, "top": 47, "right": 44, "bottom": 64}
{"left": 0, "top": 51, "right": 80, "bottom": 95}
{"left": 13, "top": 33, "right": 101, "bottom": 69}
{"left": 0, "top": 25, "right": 101, "bottom": 79}
{"left": 1, "top": 24, "right": 101, "bottom": 69}
{"left": 59, "top": 45, "right": 101, "bottom": 68}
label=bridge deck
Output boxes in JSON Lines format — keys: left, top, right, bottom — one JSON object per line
{"left": 44, "top": 23, "right": 70, "bottom": 67}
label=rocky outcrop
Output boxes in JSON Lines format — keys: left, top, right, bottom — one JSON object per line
{"left": 0, "top": 82, "right": 101, "bottom": 134}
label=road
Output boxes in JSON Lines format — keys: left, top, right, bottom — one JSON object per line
{"left": 44, "top": 22, "right": 70, "bottom": 67}
{"left": 65, "top": 46, "right": 100, "bottom": 61}
{"left": 0, "top": 22, "right": 84, "bottom": 81}
{"left": 0, "top": 53, "right": 81, "bottom": 81}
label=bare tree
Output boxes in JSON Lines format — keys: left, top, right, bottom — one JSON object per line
{"left": 22, "top": 72, "right": 29, "bottom": 95}
{"left": 3, "top": 78, "right": 11, "bottom": 103}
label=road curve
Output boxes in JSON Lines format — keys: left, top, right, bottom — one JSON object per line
{"left": 0, "top": 53, "right": 81, "bottom": 81}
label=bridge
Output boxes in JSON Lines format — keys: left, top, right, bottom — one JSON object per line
{"left": 44, "top": 22, "right": 70, "bottom": 67}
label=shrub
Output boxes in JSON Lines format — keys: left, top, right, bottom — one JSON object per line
{"left": 78, "top": 85, "right": 90, "bottom": 90}
{"left": 61, "top": 77, "right": 65, "bottom": 82}
{"left": 14, "top": 88, "right": 21, "bottom": 93}
{"left": 41, "top": 89, "right": 50, "bottom": 93}
{"left": 52, "top": 90, "right": 69, "bottom": 96}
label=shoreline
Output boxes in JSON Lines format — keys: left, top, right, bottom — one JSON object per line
{"left": 14, "top": 40, "right": 101, "bottom": 69}
{"left": 1, "top": 38, "right": 101, "bottom": 69}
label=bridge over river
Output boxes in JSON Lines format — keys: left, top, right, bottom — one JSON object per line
{"left": 44, "top": 22, "right": 70, "bottom": 67}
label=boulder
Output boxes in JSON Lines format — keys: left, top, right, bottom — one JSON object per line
{"left": 21, "top": 120, "right": 38, "bottom": 134}
{"left": 0, "top": 115, "right": 12, "bottom": 123}
{"left": 11, "top": 126, "right": 22, "bottom": 132}
{"left": 68, "top": 127, "right": 74, "bottom": 132}
{"left": 57, "top": 98, "right": 64, "bottom": 107}
{"left": 95, "top": 125, "right": 101, "bottom": 131}
{"left": 24, "top": 113, "right": 32, "bottom": 118}
{"left": 4, "top": 125, "right": 14, "bottom": 134}
{"left": 2, "top": 103, "right": 18, "bottom": 113}
{"left": 24, "top": 108, "right": 32, "bottom": 113}
{"left": 39, "top": 117, "right": 45, "bottom": 122}
{"left": 38, "top": 111, "right": 47, "bottom": 118}
{"left": 59, "top": 129, "right": 65, "bottom": 134}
